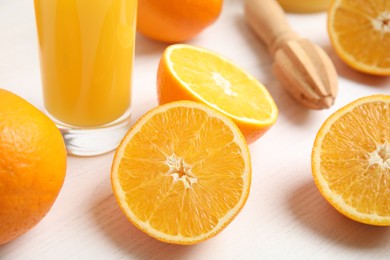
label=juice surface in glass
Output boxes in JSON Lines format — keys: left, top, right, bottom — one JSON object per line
{"left": 277, "top": 0, "right": 330, "bottom": 13}
{"left": 34, "top": 0, "right": 137, "bottom": 127}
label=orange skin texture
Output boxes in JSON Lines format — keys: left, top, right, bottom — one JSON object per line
{"left": 137, "top": 0, "right": 223, "bottom": 43}
{"left": 0, "top": 89, "right": 67, "bottom": 245}
{"left": 157, "top": 56, "right": 271, "bottom": 144}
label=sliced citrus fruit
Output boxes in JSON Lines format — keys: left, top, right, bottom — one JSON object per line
{"left": 312, "top": 95, "right": 390, "bottom": 225}
{"left": 328, "top": 0, "right": 390, "bottom": 75}
{"left": 111, "top": 101, "right": 251, "bottom": 244}
{"left": 157, "top": 44, "right": 278, "bottom": 144}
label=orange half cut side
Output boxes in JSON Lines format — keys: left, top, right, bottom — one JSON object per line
{"left": 328, "top": 0, "right": 390, "bottom": 75}
{"left": 111, "top": 101, "right": 252, "bottom": 244}
{"left": 157, "top": 44, "right": 278, "bottom": 144}
{"left": 312, "top": 95, "right": 390, "bottom": 225}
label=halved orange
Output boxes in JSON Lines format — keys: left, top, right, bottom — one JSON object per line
{"left": 328, "top": 0, "right": 390, "bottom": 75}
{"left": 312, "top": 95, "right": 390, "bottom": 225}
{"left": 111, "top": 101, "right": 251, "bottom": 244}
{"left": 157, "top": 44, "right": 278, "bottom": 144}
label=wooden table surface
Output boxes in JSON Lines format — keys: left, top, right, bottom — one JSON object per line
{"left": 1, "top": 0, "right": 390, "bottom": 259}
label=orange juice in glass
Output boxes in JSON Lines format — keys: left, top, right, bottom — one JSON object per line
{"left": 277, "top": 0, "right": 330, "bottom": 13}
{"left": 34, "top": 0, "right": 137, "bottom": 156}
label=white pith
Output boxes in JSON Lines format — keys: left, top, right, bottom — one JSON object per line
{"left": 368, "top": 143, "right": 390, "bottom": 169}
{"left": 165, "top": 154, "right": 198, "bottom": 189}
{"left": 372, "top": 12, "right": 390, "bottom": 33}
{"left": 211, "top": 72, "right": 237, "bottom": 97}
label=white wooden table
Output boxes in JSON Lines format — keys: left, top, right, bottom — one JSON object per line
{"left": 1, "top": 0, "right": 390, "bottom": 259}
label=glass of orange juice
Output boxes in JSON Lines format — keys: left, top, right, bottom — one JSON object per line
{"left": 34, "top": 0, "right": 137, "bottom": 156}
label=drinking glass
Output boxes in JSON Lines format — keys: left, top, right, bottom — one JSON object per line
{"left": 34, "top": 0, "right": 137, "bottom": 156}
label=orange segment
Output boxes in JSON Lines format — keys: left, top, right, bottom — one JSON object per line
{"left": 312, "top": 95, "right": 390, "bottom": 225}
{"left": 328, "top": 0, "right": 390, "bottom": 75}
{"left": 111, "top": 101, "right": 251, "bottom": 244}
{"left": 157, "top": 44, "right": 278, "bottom": 144}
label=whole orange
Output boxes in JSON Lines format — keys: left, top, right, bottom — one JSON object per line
{"left": 0, "top": 89, "right": 67, "bottom": 245}
{"left": 137, "top": 0, "right": 223, "bottom": 43}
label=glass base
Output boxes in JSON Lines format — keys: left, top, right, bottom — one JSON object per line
{"left": 46, "top": 110, "right": 132, "bottom": 156}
